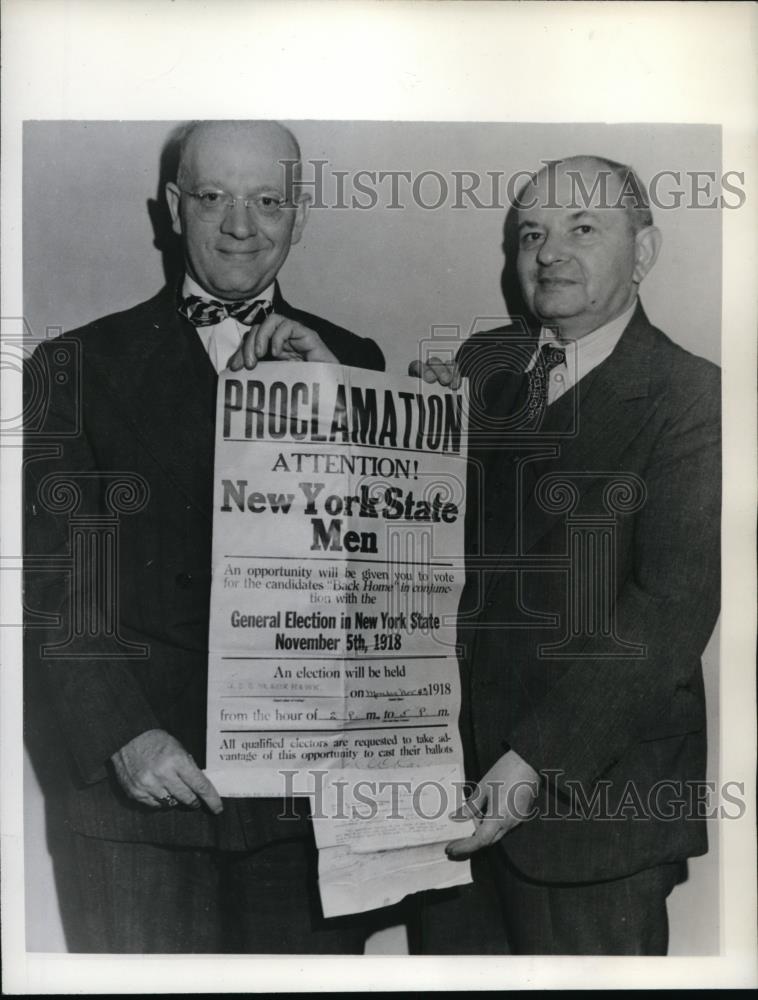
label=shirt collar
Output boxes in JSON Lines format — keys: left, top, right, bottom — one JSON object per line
{"left": 531, "top": 298, "right": 638, "bottom": 377}
{"left": 182, "top": 273, "right": 275, "bottom": 308}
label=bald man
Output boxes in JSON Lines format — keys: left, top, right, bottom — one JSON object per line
{"left": 24, "top": 120, "right": 387, "bottom": 953}
{"left": 412, "top": 156, "right": 720, "bottom": 954}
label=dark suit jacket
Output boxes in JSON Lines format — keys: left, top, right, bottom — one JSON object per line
{"left": 24, "top": 281, "right": 385, "bottom": 850}
{"left": 455, "top": 303, "right": 721, "bottom": 883}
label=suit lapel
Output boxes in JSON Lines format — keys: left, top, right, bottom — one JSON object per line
{"left": 91, "top": 286, "right": 217, "bottom": 518}
{"left": 272, "top": 282, "right": 289, "bottom": 316}
{"left": 103, "top": 281, "right": 310, "bottom": 517}
{"left": 484, "top": 304, "right": 663, "bottom": 586}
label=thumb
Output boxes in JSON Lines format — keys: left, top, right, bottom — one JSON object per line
{"left": 177, "top": 757, "right": 224, "bottom": 815}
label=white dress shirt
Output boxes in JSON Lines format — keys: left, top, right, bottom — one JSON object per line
{"left": 526, "top": 298, "right": 638, "bottom": 406}
{"left": 183, "top": 274, "right": 275, "bottom": 373}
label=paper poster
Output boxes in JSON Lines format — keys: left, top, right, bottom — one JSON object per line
{"left": 204, "top": 361, "right": 475, "bottom": 911}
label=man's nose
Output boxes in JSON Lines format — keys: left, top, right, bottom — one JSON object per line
{"left": 536, "top": 232, "right": 567, "bottom": 266}
{"left": 220, "top": 199, "right": 258, "bottom": 239}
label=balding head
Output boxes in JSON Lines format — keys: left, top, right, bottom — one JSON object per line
{"left": 176, "top": 120, "right": 302, "bottom": 191}
{"left": 165, "top": 119, "right": 309, "bottom": 301}
{"left": 514, "top": 155, "right": 661, "bottom": 338}
{"left": 516, "top": 155, "right": 654, "bottom": 235}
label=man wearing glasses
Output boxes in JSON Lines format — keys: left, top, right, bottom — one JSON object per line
{"left": 24, "top": 120, "right": 386, "bottom": 953}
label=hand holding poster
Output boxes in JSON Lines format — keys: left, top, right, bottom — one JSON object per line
{"left": 205, "top": 361, "right": 475, "bottom": 913}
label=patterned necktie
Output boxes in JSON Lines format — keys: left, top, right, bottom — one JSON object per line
{"left": 178, "top": 294, "right": 272, "bottom": 327}
{"left": 526, "top": 343, "right": 566, "bottom": 422}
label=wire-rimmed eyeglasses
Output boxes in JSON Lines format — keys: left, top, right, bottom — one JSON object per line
{"left": 179, "top": 188, "right": 294, "bottom": 221}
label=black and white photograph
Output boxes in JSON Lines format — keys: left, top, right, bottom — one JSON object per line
{"left": 2, "top": 1, "right": 756, "bottom": 993}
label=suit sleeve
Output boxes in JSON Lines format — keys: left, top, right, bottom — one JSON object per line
{"left": 24, "top": 339, "right": 161, "bottom": 785}
{"left": 316, "top": 325, "right": 385, "bottom": 372}
{"left": 505, "top": 364, "right": 721, "bottom": 794}
{"left": 340, "top": 334, "right": 385, "bottom": 372}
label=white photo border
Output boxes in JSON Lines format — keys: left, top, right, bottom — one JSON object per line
{"left": 2, "top": 0, "right": 756, "bottom": 992}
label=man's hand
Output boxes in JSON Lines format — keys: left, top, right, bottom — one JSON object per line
{"left": 408, "top": 357, "right": 462, "bottom": 390}
{"left": 229, "top": 313, "right": 338, "bottom": 370}
{"left": 111, "top": 729, "right": 223, "bottom": 814}
{"left": 446, "top": 750, "right": 540, "bottom": 860}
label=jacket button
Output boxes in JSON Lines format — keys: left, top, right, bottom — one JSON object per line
{"left": 176, "top": 572, "right": 193, "bottom": 589}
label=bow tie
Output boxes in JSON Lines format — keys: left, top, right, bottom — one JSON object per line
{"left": 178, "top": 293, "right": 273, "bottom": 327}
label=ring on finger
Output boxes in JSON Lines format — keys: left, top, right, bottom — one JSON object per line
{"left": 160, "top": 793, "right": 180, "bottom": 809}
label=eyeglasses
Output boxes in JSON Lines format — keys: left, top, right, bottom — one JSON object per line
{"left": 179, "top": 188, "right": 294, "bottom": 221}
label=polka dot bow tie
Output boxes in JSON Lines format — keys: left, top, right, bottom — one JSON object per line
{"left": 178, "top": 294, "right": 273, "bottom": 327}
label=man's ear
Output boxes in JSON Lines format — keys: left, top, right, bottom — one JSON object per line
{"left": 289, "top": 191, "right": 311, "bottom": 246}
{"left": 633, "top": 225, "right": 662, "bottom": 284}
{"left": 165, "top": 182, "right": 183, "bottom": 237}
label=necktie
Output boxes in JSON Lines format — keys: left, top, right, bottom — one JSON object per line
{"left": 178, "top": 294, "right": 272, "bottom": 327}
{"left": 526, "top": 343, "right": 566, "bottom": 422}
